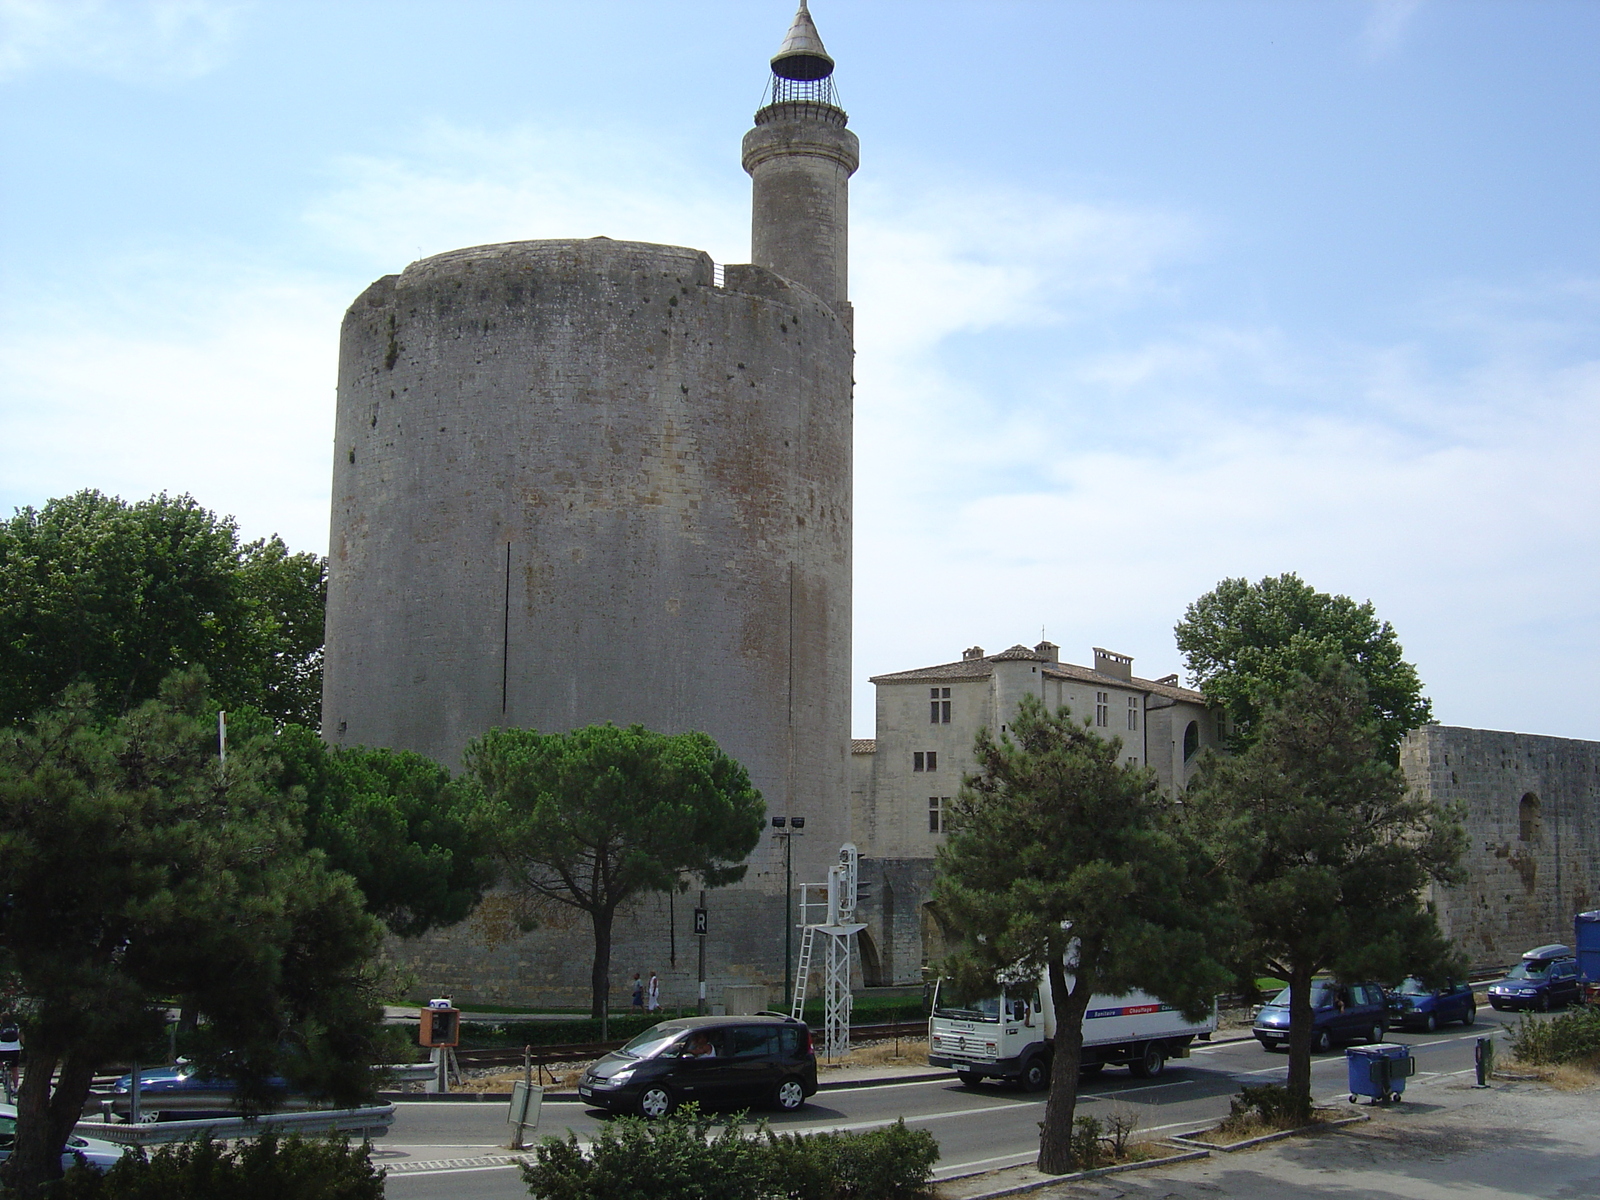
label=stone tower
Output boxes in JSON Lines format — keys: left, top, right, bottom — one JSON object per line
{"left": 321, "top": 4, "right": 858, "bottom": 1001}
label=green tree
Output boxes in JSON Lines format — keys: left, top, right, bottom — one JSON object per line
{"left": 273, "top": 724, "right": 493, "bottom": 937}
{"left": 0, "top": 674, "right": 386, "bottom": 1196}
{"left": 1181, "top": 665, "right": 1465, "bottom": 1120}
{"left": 1174, "top": 573, "right": 1431, "bottom": 761}
{"left": 0, "top": 490, "right": 325, "bottom": 729}
{"left": 933, "top": 695, "right": 1228, "bottom": 1174}
{"left": 465, "top": 724, "right": 765, "bottom": 1018}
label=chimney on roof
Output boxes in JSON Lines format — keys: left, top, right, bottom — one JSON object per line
{"left": 962, "top": 646, "right": 986, "bottom": 661}
{"left": 1034, "top": 640, "right": 1059, "bottom": 663}
{"left": 1093, "top": 647, "right": 1133, "bottom": 681}
{"left": 1156, "top": 673, "right": 1179, "bottom": 686}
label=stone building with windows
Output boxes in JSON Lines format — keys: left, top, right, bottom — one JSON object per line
{"left": 845, "top": 640, "right": 1220, "bottom": 986}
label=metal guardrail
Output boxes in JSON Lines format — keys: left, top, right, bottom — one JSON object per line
{"left": 75, "top": 1104, "right": 395, "bottom": 1146}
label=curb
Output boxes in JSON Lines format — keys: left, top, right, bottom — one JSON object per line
{"left": 945, "top": 1148, "right": 1213, "bottom": 1199}
{"left": 1168, "top": 1112, "right": 1370, "bottom": 1153}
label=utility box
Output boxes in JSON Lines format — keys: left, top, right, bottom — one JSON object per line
{"left": 419, "top": 1006, "right": 461, "bottom": 1048}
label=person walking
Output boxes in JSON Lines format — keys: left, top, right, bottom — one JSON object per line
{"left": 646, "top": 972, "right": 661, "bottom": 1013}
{"left": 631, "top": 974, "right": 644, "bottom": 1010}
{"left": 0, "top": 1014, "right": 21, "bottom": 1099}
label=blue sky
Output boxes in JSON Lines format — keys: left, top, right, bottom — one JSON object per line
{"left": 2, "top": 0, "right": 1596, "bottom": 740}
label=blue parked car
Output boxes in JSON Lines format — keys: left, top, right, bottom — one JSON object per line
{"left": 1487, "top": 944, "right": 1582, "bottom": 1013}
{"left": 1386, "top": 978, "right": 1477, "bottom": 1031}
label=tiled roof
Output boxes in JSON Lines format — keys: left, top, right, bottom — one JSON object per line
{"left": 870, "top": 648, "right": 1207, "bottom": 704}
{"left": 850, "top": 738, "right": 876, "bottom": 754}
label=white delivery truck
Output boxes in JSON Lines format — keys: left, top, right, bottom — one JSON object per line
{"left": 928, "top": 975, "right": 1216, "bottom": 1090}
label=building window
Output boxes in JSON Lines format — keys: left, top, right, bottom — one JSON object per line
{"left": 930, "top": 687, "right": 951, "bottom": 724}
{"left": 1520, "top": 793, "right": 1540, "bottom": 842}
{"left": 929, "top": 796, "right": 949, "bottom": 833}
{"left": 1183, "top": 720, "right": 1200, "bottom": 762}
{"left": 914, "top": 750, "right": 938, "bottom": 772}
{"left": 1095, "top": 692, "right": 1109, "bottom": 727}
{"left": 1127, "top": 697, "right": 1139, "bottom": 731}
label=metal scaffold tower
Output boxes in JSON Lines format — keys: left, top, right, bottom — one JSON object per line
{"left": 790, "top": 843, "right": 866, "bottom": 1061}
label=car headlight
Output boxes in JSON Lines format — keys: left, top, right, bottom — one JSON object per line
{"left": 606, "top": 1068, "right": 635, "bottom": 1086}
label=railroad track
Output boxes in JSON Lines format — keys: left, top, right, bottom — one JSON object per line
{"left": 454, "top": 1021, "right": 928, "bottom": 1069}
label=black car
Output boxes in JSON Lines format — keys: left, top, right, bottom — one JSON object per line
{"left": 1487, "top": 945, "right": 1582, "bottom": 1012}
{"left": 577, "top": 1014, "right": 818, "bottom": 1118}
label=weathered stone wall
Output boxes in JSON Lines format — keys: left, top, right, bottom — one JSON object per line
{"left": 325, "top": 239, "right": 854, "bottom": 916}
{"left": 392, "top": 884, "right": 794, "bottom": 1011}
{"left": 1403, "top": 724, "right": 1600, "bottom": 971}
{"left": 854, "top": 858, "right": 938, "bottom": 986}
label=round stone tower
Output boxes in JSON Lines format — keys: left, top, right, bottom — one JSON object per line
{"left": 321, "top": 5, "right": 858, "bottom": 999}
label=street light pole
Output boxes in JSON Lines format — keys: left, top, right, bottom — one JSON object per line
{"left": 772, "top": 816, "right": 805, "bottom": 1011}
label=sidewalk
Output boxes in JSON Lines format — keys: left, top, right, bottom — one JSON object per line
{"left": 938, "top": 1072, "right": 1600, "bottom": 1200}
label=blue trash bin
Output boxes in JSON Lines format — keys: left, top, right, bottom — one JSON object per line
{"left": 1346, "top": 1043, "right": 1414, "bottom": 1104}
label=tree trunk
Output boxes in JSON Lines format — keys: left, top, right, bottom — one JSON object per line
{"left": 589, "top": 906, "right": 614, "bottom": 1020}
{"left": 7, "top": 1044, "right": 95, "bottom": 1198}
{"left": 1038, "top": 959, "right": 1093, "bottom": 1174}
{"left": 1284, "top": 966, "right": 1315, "bottom": 1122}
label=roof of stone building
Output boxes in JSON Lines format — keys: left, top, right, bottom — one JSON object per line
{"left": 851, "top": 738, "right": 876, "bottom": 754}
{"left": 870, "top": 644, "right": 1208, "bottom": 704}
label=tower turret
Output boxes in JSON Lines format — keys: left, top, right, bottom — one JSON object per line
{"left": 742, "top": 1, "right": 859, "bottom": 315}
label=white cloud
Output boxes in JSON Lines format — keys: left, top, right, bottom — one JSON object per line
{"left": 0, "top": 0, "right": 243, "bottom": 83}
{"left": 0, "top": 263, "right": 343, "bottom": 552}
{"left": 304, "top": 121, "right": 750, "bottom": 273}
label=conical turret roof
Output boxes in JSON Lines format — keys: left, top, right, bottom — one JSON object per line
{"left": 771, "top": 0, "right": 834, "bottom": 82}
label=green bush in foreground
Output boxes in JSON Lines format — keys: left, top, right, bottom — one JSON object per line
{"left": 1508, "top": 1006, "right": 1600, "bottom": 1067}
{"left": 34, "top": 1133, "right": 383, "bottom": 1200}
{"left": 522, "top": 1107, "right": 938, "bottom": 1200}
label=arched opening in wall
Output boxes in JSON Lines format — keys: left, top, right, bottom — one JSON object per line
{"left": 1183, "top": 721, "right": 1200, "bottom": 762}
{"left": 857, "top": 927, "right": 886, "bottom": 987}
{"left": 1519, "top": 793, "right": 1541, "bottom": 842}
{"left": 920, "top": 903, "right": 958, "bottom": 969}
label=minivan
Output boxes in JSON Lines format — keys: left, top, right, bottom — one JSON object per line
{"left": 1253, "top": 981, "right": 1389, "bottom": 1052}
{"left": 577, "top": 1014, "right": 818, "bottom": 1118}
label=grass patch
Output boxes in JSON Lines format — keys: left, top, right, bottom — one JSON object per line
{"left": 1506, "top": 1006, "right": 1600, "bottom": 1067}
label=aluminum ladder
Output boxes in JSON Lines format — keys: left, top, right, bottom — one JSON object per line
{"left": 789, "top": 923, "right": 816, "bottom": 1021}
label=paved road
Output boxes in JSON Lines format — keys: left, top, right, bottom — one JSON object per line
{"left": 378, "top": 1009, "right": 1518, "bottom": 1200}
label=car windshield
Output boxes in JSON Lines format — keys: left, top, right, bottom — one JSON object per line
{"left": 617, "top": 1025, "right": 689, "bottom": 1059}
{"left": 934, "top": 984, "right": 1002, "bottom": 1022}
{"left": 1266, "top": 984, "right": 1338, "bottom": 1008}
{"left": 1396, "top": 978, "right": 1433, "bottom": 996}
{"left": 1507, "top": 961, "right": 1552, "bottom": 981}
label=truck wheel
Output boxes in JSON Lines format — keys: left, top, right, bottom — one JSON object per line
{"left": 957, "top": 1071, "right": 984, "bottom": 1088}
{"left": 1020, "top": 1057, "right": 1050, "bottom": 1092}
{"left": 1127, "top": 1043, "right": 1166, "bottom": 1078}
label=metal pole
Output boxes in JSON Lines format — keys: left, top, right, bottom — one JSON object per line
{"left": 784, "top": 831, "right": 793, "bottom": 1009}
{"left": 697, "top": 888, "right": 707, "bottom": 1015}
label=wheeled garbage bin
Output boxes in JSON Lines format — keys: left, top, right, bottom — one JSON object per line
{"left": 1347, "top": 1043, "right": 1414, "bottom": 1104}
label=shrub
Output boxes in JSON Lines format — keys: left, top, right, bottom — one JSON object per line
{"left": 1069, "top": 1116, "right": 1104, "bottom": 1170}
{"left": 521, "top": 1108, "right": 938, "bottom": 1200}
{"left": 39, "top": 1133, "right": 384, "bottom": 1200}
{"left": 1508, "top": 1007, "right": 1600, "bottom": 1067}
{"left": 764, "top": 1118, "right": 938, "bottom": 1199}
{"left": 523, "top": 1107, "right": 769, "bottom": 1200}
{"left": 1218, "top": 1082, "right": 1309, "bottom": 1135}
